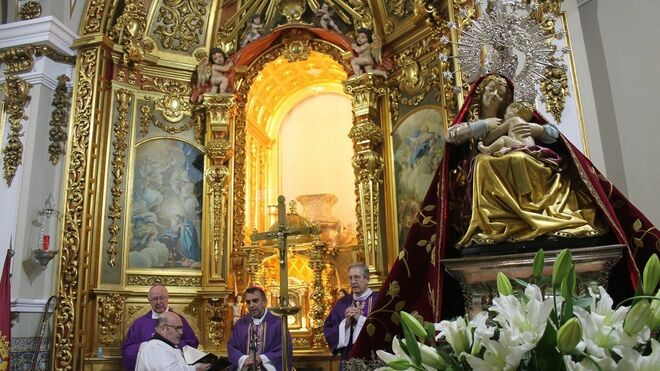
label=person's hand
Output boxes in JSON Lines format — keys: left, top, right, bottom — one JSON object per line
{"left": 245, "top": 354, "right": 262, "bottom": 366}
{"left": 194, "top": 363, "right": 212, "bottom": 371}
{"left": 483, "top": 118, "right": 502, "bottom": 131}
{"left": 344, "top": 307, "right": 360, "bottom": 325}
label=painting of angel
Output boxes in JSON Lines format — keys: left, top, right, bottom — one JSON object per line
{"left": 393, "top": 108, "right": 445, "bottom": 247}
{"left": 127, "top": 139, "right": 204, "bottom": 269}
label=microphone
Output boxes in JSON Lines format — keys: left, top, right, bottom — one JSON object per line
{"left": 249, "top": 327, "right": 259, "bottom": 371}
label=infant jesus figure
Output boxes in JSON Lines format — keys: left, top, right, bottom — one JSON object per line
{"left": 478, "top": 101, "right": 537, "bottom": 156}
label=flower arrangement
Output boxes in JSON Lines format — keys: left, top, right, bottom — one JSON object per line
{"left": 376, "top": 249, "right": 660, "bottom": 371}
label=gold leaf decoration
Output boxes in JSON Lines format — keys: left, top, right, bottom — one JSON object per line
{"left": 107, "top": 89, "right": 132, "bottom": 267}
{"left": 394, "top": 300, "right": 405, "bottom": 312}
{"left": 48, "top": 75, "right": 71, "bottom": 165}
{"left": 634, "top": 238, "right": 644, "bottom": 249}
{"left": 153, "top": 0, "right": 209, "bottom": 52}
{"left": 390, "top": 312, "right": 400, "bottom": 326}
{"left": 633, "top": 219, "right": 643, "bottom": 232}
{"left": 1, "top": 76, "right": 32, "bottom": 186}
{"left": 387, "top": 281, "right": 400, "bottom": 297}
{"left": 366, "top": 323, "right": 376, "bottom": 337}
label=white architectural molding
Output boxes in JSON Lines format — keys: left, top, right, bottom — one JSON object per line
{"left": 577, "top": 0, "right": 595, "bottom": 7}
{"left": 11, "top": 297, "right": 56, "bottom": 313}
{"left": 0, "top": 15, "right": 78, "bottom": 55}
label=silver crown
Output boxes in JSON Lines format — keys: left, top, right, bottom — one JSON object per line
{"left": 440, "top": 0, "right": 569, "bottom": 102}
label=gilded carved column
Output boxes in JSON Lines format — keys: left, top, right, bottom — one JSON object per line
{"left": 308, "top": 241, "right": 327, "bottom": 348}
{"left": 343, "top": 74, "right": 387, "bottom": 277}
{"left": 244, "top": 242, "right": 264, "bottom": 287}
{"left": 205, "top": 298, "right": 229, "bottom": 348}
{"left": 203, "top": 93, "right": 236, "bottom": 282}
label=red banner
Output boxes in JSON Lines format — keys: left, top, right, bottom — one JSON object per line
{"left": 0, "top": 249, "right": 11, "bottom": 370}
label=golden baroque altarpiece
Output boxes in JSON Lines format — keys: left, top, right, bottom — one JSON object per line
{"left": 38, "top": 0, "right": 570, "bottom": 369}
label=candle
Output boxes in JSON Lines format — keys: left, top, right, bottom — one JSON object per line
{"left": 42, "top": 235, "right": 50, "bottom": 251}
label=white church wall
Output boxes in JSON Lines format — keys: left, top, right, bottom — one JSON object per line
{"left": 0, "top": 17, "right": 77, "bottom": 356}
{"left": 578, "top": 0, "right": 660, "bottom": 224}
{"left": 558, "top": 0, "right": 606, "bottom": 170}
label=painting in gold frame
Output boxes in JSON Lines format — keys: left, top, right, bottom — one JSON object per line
{"left": 127, "top": 138, "right": 204, "bottom": 270}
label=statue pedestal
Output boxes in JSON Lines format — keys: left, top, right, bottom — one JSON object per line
{"left": 442, "top": 244, "right": 623, "bottom": 317}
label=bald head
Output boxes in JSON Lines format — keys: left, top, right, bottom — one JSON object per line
{"left": 156, "top": 312, "right": 183, "bottom": 345}
{"left": 148, "top": 284, "right": 169, "bottom": 313}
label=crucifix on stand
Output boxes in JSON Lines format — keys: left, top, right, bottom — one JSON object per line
{"left": 250, "top": 195, "right": 319, "bottom": 370}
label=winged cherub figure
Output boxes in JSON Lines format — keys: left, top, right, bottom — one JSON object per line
{"left": 315, "top": 2, "right": 340, "bottom": 32}
{"left": 193, "top": 48, "right": 233, "bottom": 101}
{"left": 350, "top": 28, "right": 387, "bottom": 77}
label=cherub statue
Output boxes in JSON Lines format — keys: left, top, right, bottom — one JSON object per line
{"left": 350, "top": 28, "right": 387, "bottom": 77}
{"left": 315, "top": 2, "right": 340, "bottom": 32}
{"left": 240, "top": 15, "right": 264, "bottom": 47}
{"left": 477, "top": 101, "right": 537, "bottom": 155}
{"left": 193, "top": 48, "right": 233, "bottom": 101}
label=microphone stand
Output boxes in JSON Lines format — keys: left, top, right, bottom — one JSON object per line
{"left": 249, "top": 328, "right": 259, "bottom": 371}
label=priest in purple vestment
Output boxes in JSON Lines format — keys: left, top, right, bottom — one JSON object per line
{"left": 228, "top": 286, "right": 293, "bottom": 371}
{"left": 121, "top": 284, "right": 200, "bottom": 371}
{"left": 323, "top": 262, "right": 378, "bottom": 369}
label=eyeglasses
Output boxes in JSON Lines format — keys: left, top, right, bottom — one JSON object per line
{"left": 149, "top": 296, "right": 167, "bottom": 303}
{"left": 348, "top": 275, "right": 366, "bottom": 281}
{"left": 162, "top": 324, "right": 184, "bottom": 332}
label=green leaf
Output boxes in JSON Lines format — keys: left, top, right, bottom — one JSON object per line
{"left": 512, "top": 277, "right": 530, "bottom": 288}
{"left": 424, "top": 322, "right": 436, "bottom": 343}
{"left": 402, "top": 320, "right": 422, "bottom": 366}
{"left": 534, "top": 321, "right": 563, "bottom": 370}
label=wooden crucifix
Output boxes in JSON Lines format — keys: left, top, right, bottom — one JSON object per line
{"left": 250, "top": 195, "right": 318, "bottom": 370}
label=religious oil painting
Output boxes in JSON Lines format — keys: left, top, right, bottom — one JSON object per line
{"left": 393, "top": 107, "right": 445, "bottom": 248}
{"left": 127, "top": 139, "right": 204, "bottom": 270}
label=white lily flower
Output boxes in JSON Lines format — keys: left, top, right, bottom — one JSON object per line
{"left": 574, "top": 287, "right": 637, "bottom": 358}
{"left": 613, "top": 339, "right": 660, "bottom": 371}
{"left": 436, "top": 316, "right": 470, "bottom": 356}
{"left": 462, "top": 329, "right": 530, "bottom": 371}
{"left": 490, "top": 284, "right": 556, "bottom": 348}
{"left": 468, "top": 311, "right": 495, "bottom": 354}
{"left": 563, "top": 354, "right": 617, "bottom": 371}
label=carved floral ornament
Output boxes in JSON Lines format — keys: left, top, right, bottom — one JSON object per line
{"left": 1, "top": 76, "right": 32, "bottom": 186}
{"left": 48, "top": 75, "right": 71, "bottom": 165}
{"left": 110, "top": 0, "right": 154, "bottom": 66}
{"left": 18, "top": 1, "right": 42, "bottom": 20}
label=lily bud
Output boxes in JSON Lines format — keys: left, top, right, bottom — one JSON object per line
{"left": 560, "top": 266, "right": 576, "bottom": 300}
{"left": 552, "top": 249, "right": 573, "bottom": 289}
{"left": 623, "top": 300, "right": 651, "bottom": 336}
{"left": 650, "top": 291, "right": 660, "bottom": 330}
{"left": 642, "top": 254, "right": 660, "bottom": 295}
{"left": 532, "top": 249, "right": 545, "bottom": 279}
{"left": 387, "top": 359, "right": 412, "bottom": 370}
{"left": 400, "top": 311, "right": 427, "bottom": 338}
{"left": 497, "top": 272, "right": 513, "bottom": 296}
{"left": 557, "top": 317, "right": 582, "bottom": 353}
{"left": 421, "top": 343, "right": 446, "bottom": 368}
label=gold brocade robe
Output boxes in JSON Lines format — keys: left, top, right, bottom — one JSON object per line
{"left": 457, "top": 151, "right": 606, "bottom": 247}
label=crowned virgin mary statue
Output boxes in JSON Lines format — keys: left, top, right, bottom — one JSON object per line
{"left": 348, "top": 1, "right": 660, "bottom": 359}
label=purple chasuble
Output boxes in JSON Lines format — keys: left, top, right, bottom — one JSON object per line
{"left": 228, "top": 311, "right": 293, "bottom": 371}
{"left": 121, "top": 310, "right": 199, "bottom": 371}
{"left": 323, "top": 291, "right": 378, "bottom": 366}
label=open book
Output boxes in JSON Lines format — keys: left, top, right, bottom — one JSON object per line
{"left": 182, "top": 345, "right": 231, "bottom": 371}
